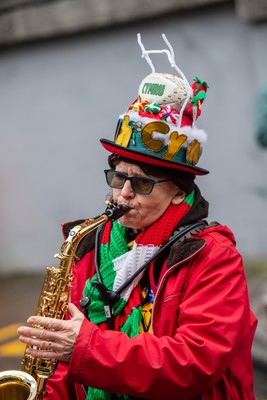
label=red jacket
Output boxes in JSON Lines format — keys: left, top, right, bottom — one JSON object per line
{"left": 45, "top": 224, "right": 257, "bottom": 400}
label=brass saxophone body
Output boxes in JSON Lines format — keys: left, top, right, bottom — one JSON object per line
{"left": 0, "top": 202, "right": 129, "bottom": 400}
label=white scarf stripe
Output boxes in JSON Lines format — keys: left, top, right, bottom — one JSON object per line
{"left": 113, "top": 242, "right": 160, "bottom": 302}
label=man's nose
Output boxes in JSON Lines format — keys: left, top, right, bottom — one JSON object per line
{"left": 120, "top": 179, "right": 134, "bottom": 196}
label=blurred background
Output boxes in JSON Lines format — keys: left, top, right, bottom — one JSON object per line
{"left": 0, "top": 0, "right": 267, "bottom": 398}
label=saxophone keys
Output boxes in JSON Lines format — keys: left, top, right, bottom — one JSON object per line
{"left": 59, "top": 292, "right": 68, "bottom": 302}
{"left": 54, "top": 253, "right": 62, "bottom": 260}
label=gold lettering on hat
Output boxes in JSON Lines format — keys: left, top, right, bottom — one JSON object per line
{"left": 163, "top": 131, "right": 187, "bottom": 160}
{"left": 186, "top": 139, "right": 201, "bottom": 164}
{"left": 141, "top": 121, "right": 169, "bottom": 151}
{"left": 115, "top": 115, "right": 132, "bottom": 147}
{"left": 141, "top": 121, "right": 188, "bottom": 161}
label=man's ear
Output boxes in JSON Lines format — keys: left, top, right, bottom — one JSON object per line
{"left": 171, "top": 190, "right": 186, "bottom": 205}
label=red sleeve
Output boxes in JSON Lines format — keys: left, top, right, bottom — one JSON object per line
{"left": 44, "top": 358, "right": 86, "bottom": 400}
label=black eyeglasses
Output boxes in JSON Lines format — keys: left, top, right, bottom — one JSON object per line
{"left": 104, "top": 169, "right": 169, "bottom": 195}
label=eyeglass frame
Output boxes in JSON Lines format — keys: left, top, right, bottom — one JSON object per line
{"left": 104, "top": 169, "right": 170, "bottom": 195}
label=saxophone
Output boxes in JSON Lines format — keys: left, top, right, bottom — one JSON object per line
{"left": 0, "top": 202, "right": 129, "bottom": 400}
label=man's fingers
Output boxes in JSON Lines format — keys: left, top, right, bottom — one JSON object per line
{"left": 27, "top": 316, "right": 62, "bottom": 330}
{"left": 19, "top": 334, "right": 57, "bottom": 350}
{"left": 18, "top": 325, "right": 59, "bottom": 342}
{"left": 24, "top": 340, "right": 71, "bottom": 363}
{"left": 23, "top": 304, "right": 83, "bottom": 328}
{"left": 26, "top": 315, "right": 65, "bottom": 330}
{"left": 26, "top": 346, "right": 57, "bottom": 359}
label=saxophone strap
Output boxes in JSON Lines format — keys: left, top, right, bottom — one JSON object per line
{"left": 81, "top": 221, "right": 207, "bottom": 329}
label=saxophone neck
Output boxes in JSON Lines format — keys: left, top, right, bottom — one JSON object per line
{"left": 64, "top": 202, "right": 130, "bottom": 250}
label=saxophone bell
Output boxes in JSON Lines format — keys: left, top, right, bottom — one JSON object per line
{"left": 0, "top": 370, "right": 37, "bottom": 400}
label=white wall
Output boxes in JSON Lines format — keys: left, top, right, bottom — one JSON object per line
{"left": 1, "top": 4, "right": 267, "bottom": 273}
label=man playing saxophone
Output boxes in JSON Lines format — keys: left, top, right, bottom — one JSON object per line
{"left": 17, "top": 35, "right": 256, "bottom": 400}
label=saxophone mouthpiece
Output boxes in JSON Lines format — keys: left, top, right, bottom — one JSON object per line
{"left": 105, "top": 201, "right": 130, "bottom": 221}
{"left": 121, "top": 204, "right": 131, "bottom": 212}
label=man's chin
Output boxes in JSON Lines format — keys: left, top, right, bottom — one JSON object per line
{"left": 119, "top": 219, "right": 146, "bottom": 233}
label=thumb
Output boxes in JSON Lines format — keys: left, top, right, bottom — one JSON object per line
{"left": 68, "top": 302, "right": 83, "bottom": 318}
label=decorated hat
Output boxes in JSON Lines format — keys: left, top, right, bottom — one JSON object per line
{"left": 100, "top": 34, "right": 209, "bottom": 176}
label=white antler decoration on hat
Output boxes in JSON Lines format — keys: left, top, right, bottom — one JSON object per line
{"left": 137, "top": 33, "right": 192, "bottom": 129}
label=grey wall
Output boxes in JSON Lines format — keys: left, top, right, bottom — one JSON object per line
{"left": 1, "top": 3, "right": 267, "bottom": 273}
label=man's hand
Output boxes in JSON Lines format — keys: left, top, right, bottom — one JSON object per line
{"left": 17, "top": 303, "right": 84, "bottom": 363}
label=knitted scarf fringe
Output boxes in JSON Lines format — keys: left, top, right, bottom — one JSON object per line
{"left": 87, "top": 387, "right": 128, "bottom": 400}
{"left": 121, "top": 306, "right": 142, "bottom": 337}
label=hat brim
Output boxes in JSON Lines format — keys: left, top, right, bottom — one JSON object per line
{"left": 100, "top": 139, "right": 209, "bottom": 176}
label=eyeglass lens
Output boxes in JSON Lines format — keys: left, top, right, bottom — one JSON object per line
{"left": 105, "top": 170, "right": 155, "bottom": 195}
